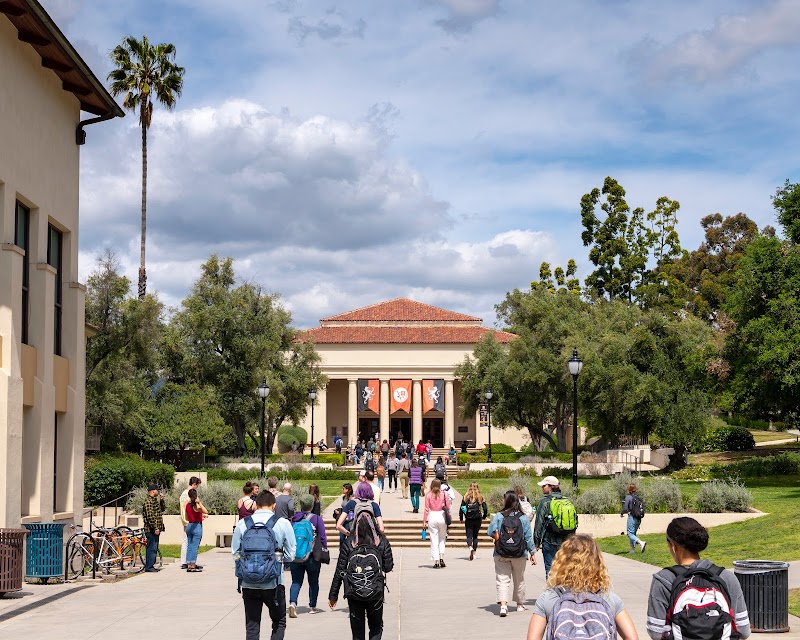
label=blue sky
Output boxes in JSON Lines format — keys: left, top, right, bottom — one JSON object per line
{"left": 43, "top": 0, "right": 800, "bottom": 327}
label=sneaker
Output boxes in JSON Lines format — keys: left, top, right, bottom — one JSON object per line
{"left": 641, "top": 541, "right": 647, "bottom": 553}
{"left": 308, "top": 607, "right": 322, "bottom": 614}
{"left": 288, "top": 603, "right": 297, "bottom": 618}
{"left": 517, "top": 605, "right": 527, "bottom": 612}
{"left": 180, "top": 564, "right": 188, "bottom": 569}
{"left": 440, "top": 560, "right": 446, "bottom": 568}
{"left": 499, "top": 605, "right": 508, "bottom": 617}
{"left": 469, "top": 549, "right": 474, "bottom": 561}
{"left": 627, "top": 550, "right": 636, "bottom": 554}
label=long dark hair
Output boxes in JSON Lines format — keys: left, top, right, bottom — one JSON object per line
{"left": 188, "top": 488, "right": 198, "bottom": 507}
{"left": 501, "top": 490, "right": 520, "bottom": 515}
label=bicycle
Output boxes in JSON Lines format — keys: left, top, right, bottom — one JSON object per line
{"left": 65, "top": 523, "right": 138, "bottom": 579}
{"left": 112, "top": 527, "right": 162, "bottom": 573}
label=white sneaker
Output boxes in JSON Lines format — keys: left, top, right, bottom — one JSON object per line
{"left": 288, "top": 603, "right": 297, "bottom": 618}
{"left": 499, "top": 605, "right": 508, "bottom": 617}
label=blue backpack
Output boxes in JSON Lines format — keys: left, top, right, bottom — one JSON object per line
{"left": 236, "top": 514, "right": 281, "bottom": 584}
{"left": 292, "top": 513, "right": 316, "bottom": 563}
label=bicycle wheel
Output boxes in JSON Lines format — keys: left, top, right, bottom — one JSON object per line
{"left": 112, "top": 527, "right": 135, "bottom": 568}
{"left": 66, "top": 533, "right": 93, "bottom": 579}
{"left": 137, "top": 543, "right": 163, "bottom": 569}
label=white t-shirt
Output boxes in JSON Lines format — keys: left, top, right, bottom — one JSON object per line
{"left": 370, "top": 481, "right": 382, "bottom": 504}
{"left": 179, "top": 488, "right": 191, "bottom": 526}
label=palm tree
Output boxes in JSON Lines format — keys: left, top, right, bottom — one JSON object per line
{"left": 108, "top": 36, "right": 185, "bottom": 298}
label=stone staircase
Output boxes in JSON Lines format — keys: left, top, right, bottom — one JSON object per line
{"left": 322, "top": 518, "right": 494, "bottom": 549}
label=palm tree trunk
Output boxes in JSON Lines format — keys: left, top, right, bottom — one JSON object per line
{"left": 138, "top": 108, "right": 148, "bottom": 299}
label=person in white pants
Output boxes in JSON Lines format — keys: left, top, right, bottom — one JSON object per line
{"left": 423, "top": 478, "right": 451, "bottom": 569}
{"left": 179, "top": 476, "right": 202, "bottom": 569}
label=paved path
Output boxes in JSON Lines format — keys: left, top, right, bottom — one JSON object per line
{"left": 755, "top": 430, "right": 800, "bottom": 447}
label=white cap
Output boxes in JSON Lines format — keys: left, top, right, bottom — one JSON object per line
{"left": 537, "top": 475, "right": 560, "bottom": 487}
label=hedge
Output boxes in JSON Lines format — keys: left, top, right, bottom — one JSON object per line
{"left": 703, "top": 425, "right": 756, "bottom": 452}
{"left": 85, "top": 454, "right": 174, "bottom": 507}
{"left": 204, "top": 466, "right": 356, "bottom": 481}
{"left": 277, "top": 424, "right": 308, "bottom": 448}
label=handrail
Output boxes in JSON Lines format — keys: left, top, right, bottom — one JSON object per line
{"left": 82, "top": 490, "right": 135, "bottom": 530}
{"left": 618, "top": 450, "right": 641, "bottom": 473}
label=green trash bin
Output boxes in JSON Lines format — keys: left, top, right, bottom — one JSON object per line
{"left": 23, "top": 522, "right": 66, "bottom": 583}
{"left": 0, "top": 528, "right": 28, "bottom": 594}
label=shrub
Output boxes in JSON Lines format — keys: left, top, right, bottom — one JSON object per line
{"left": 703, "top": 426, "right": 755, "bottom": 452}
{"left": 508, "top": 472, "right": 535, "bottom": 498}
{"left": 540, "top": 466, "right": 572, "bottom": 481}
{"left": 695, "top": 479, "right": 753, "bottom": 513}
{"left": 671, "top": 465, "right": 715, "bottom": 482}
{"left": 456, "top": 453, "right": 472, "bottom": 466}
{"left": 481, "top": 443, "right": 516, "bottom": 454}
{"left": 610, "top": 471, "right": 639, "bottom": 501}
{"left": 277, "top": 425, "right": 308, "bottom": 448}
{"left": 573, "top": 483, "right": 620, "bottom": 515}
{"left": 712, "top": 452, "right": 800, "bottom": 478}
{"left": 85, "top": 454, "right": 174, "bottom": 506}
{"left": 459, "top": 467, "right": 514, "bottom": 479}
{"left": 640, "top": 477, "right": 684, "bottom": 513}
{"left": 486, "top": 485, "right": 508, "bottom": 513}
{"left": 204, "top": 466, "right": 355, "bottom": 481}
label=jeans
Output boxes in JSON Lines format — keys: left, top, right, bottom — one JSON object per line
{"left": 288, "top": 557, "right": 321, "bottom": 607}
{"left": 409, "top": 484, "right": 422, "bottom": 511}
{"left": 349, "top": 597, "right": 384, "bottom": 640}
{"left": 243, "top": 585, "right": 286, "bottom": 640}
{"left": 145, "top": 531, "right": 160, "bottom": 570}
{"left": 464, "top": 519, "right": 482, "bottom": 550}
{"left": 387, "top": 471, "right": 397, "bottom": 489}
{"left": 542, "top": 540, "right": 559, "bottom": 578}
{"left": 426, "top": 452, "right": 431, "bottom": 461}
{"left": 377, "top": 477, "right": 384, "bottom": 491}
{"left": 185, "top": 523, "right": 202, "bottom": 564}
{"left": 626, "top": 515, "right": 642, "bottom": 548}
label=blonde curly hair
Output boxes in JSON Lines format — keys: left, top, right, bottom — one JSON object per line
{"left": 546, "top": 534, "right": 611, "bottom": 593}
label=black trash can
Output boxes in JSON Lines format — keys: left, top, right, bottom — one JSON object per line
{"left": 733, "top": 560, "right": 790, "bottom": 633}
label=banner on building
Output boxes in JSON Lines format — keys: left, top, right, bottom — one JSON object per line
{"left": 390, "top": 379, "right": 412, "bottom": 413}
{"left": 422, "top": 379, "right": 444, "bottom": 413}
{"left": 358, "top": 379, "right": 380, "bottom": 413}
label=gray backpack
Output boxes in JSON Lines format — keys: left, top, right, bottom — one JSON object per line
{"left": 547, "top": 590, "right": 616, "bottom": 640}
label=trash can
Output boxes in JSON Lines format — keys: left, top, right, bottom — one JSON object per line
{"left": 733, "top": 560, "right": 790, "bottom": 633}
{"left": 23, "top": 523, "right": 66, "bottom": 583}
{"left": 0, "top": 529, "right": 28, "bottom": 594}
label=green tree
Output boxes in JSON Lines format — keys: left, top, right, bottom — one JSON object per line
{"left": 139, "top": 382, "right": 230, "bottom": 469}
{"left": 85, "top": 250, "right": 163, "bottom": 450}
{"left": 165, "top": 255, "right": 323, "bottom": 454}
{"left": 772, "top": 179, "right": 800, "bottom": 244}
{"left": 108, "top": 35, "right": 185, "bottom": 298}
{"left": 531, "top": 259, "right": 580, "bottom": 294}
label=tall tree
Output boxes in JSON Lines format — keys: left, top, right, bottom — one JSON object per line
{"left": 108, "top": 35, "right": 185, "bottom": 298}
{"left": 772, "top": 179, "right": 800, "bottom": 244}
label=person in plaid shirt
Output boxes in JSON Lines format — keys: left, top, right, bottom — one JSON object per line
{"left": 143, "top": 483, "right": 165, "bottom": 572}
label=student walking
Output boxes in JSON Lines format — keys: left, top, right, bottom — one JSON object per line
{"left": 526, "top": 534, "right": 639, "bottom": 640}
{"left": 334, "top": 483, "right": 354, "bottom": 546}
{"left": 460, "top": 482, "right": 488, "bottom": 560}
{"left": 621, "top": 484, "right": 646, "bottom": 553}
{"left": 646, "top": 517, "right": 751, "bottom": 640}
{"left": 184, "top": 488, "right": 208, "bottom": 572}
{"left": 238, "top": 482, "right": 258, "bottom": 519}
{"left": 376, "top": 461, "right": 386, "bottom": 492}
{"left": 386, "top": 452, "right": 398, "bottom": 492}
{"left": 423, "top": 478, "right": 451, "bottom": 568}
{"left": 329, "top": 507, "right": 394, "bottom": 640}
{"left": 288, "top": 494, "right": 328, "bottom": 617}
{"left": 408, "top": 458, "right": 424, "bottom": 513}
{"left": 398, "top": 454, "right": 410, "bottom": 498}
{"left": 336, "top": 482, "right": 385, "bottom": 538}
{"left": 532, "top": 475, "right": 576, "bottom": 577}
{"left": 487, "top": 491, "right": 536, "bottom": 616}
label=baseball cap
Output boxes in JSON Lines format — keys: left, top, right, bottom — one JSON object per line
{"left": 147, "top": 483, "right": 160, "bottom": 491}
{"left": 537, "top": 475, "right": 560, "bottom": 487}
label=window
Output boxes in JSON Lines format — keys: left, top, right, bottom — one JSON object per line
{"left": 48, "top": 225, "right": 63, "bottom": 355}
{"left": 14, "top": 202, "right": 30, "bottom": 344}
{"left": 53, "top": 413, "right": 58, "bottom": 512}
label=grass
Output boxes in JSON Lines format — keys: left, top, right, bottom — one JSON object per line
{"left": 750, "top": 430, "right": 797, "bottom": 443}
{"left": 160, "top": 544, "right": 214, "bottom": 558}
{"left": 598, "top": 476, "right": 800, "bottom": 568}
{"left": 790, "top": 589, "right": 800, "bottom": 618}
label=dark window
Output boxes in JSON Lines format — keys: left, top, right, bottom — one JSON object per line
{"left": 14, "top": 202, "right": 30, "bottom": 344}
{"left": 48, "top": 225, "right": 63, "bottom": 355}
{"left": 53, "top": 413, "right": 58, "bottom": 512}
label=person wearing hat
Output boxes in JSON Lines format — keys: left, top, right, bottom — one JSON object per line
{"left": 142, "top": 483, "right": 165, "bottom": 572}
{"left": 532, "top": 476, "right": 573, "bottom": 578}
{"left": 288, "top": 493, "right": 328, "bottom": 617}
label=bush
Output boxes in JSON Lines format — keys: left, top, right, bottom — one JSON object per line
{"left": 481, "top": 443, "right": 516, "bottom": 455}
{"left": 640, "top": 477, "right": 684, "bottom": 513}
{"left": 670, "top": 465, "right": 715, "bottom": 482}
{"left": 204, "top": 466, "right": 355, "bottom": 482}
{"left": 703, "top": 426, "right": 755, "bottom": 452}
{"left": 610, "top": 471, "right": 639, "bottom": 501}
{"left": 456, "top": 453, "right": 472, "bottom": 466}
{"left": 573, "top": 483, "right": 620, "bottom": 515}
{"left": 277, "top": 425, "right": 308, "bottom": 448}
{"left": 695, "top": 479, "right": 753, "bottom": 513}
{"left": 712, "top": 452, "right": 800, "bottom": 478}
{"left": 486, "top": 485, "right": 508, "bottom": 513}
{"left": 85, "top": 454, "right": 174, "bottom": 506}
{"left": 459, "top": 467, "right": 515, "bottom": 479}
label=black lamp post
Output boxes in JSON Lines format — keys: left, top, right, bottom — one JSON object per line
{"left": 257, "top": 377, "right": 270, "bottom": 478}
{"left": 567, "top": 348, "right": 583, "bottom": 490}
{"left": 485, "top": 388, "right": 493, "bottom": 463}
{"left": 309, "top": 387, "right": 317, "bottom": 462}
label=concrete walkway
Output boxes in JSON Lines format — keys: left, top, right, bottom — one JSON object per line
{"left": 755, "top": 430, "right": 800, "bottom": 447}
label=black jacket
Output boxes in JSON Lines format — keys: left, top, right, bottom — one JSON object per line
{"left": 328, "top": 534, "right": 394, "bottom": 602}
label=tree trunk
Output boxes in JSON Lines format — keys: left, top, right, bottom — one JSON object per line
{"left": 555, "top": 399, "right": 567, "bottom": 452}
{"left": 138, "top": 106, "right": 148, "bottom": 299}
{"left": 233, "top": 417, "right": 246, "bottom": 456}
{"left": 526, "top": 424, "right": 558, "bottom": 451}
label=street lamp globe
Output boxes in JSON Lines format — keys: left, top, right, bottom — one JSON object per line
{"left": 568, "top": 349, "right": 583, "bottom": 377}
{"left": 258, "top": 378, "right": 270, "bottom": 399}
{"left": 308, "top": 388, "right": 316, "bottom": 401}
{"left": 485, "top": 388, "right": 493, "bottom": 401}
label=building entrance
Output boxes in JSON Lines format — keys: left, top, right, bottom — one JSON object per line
{"left": 390, "top": 417, "right": 411, "bottom": 444}
{"left": 358, "top": 417, "right": 379, "bottom": 445}
{"left": 423, "top": 418, "right": 444, "bottom": 448}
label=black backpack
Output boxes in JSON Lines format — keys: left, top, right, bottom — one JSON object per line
{"left": 494, "top": 511, "right": 527, "bottom": 558}
{"left": 344, "top": 541, "right": 385, "bottom": 601}
{"left": 465, "top": 501, "right": 483, "bottom": 520}
{"left": 665, "top": 564, "right": 737, "bottom": 640}
{"left": 630, "top": 494, "right": 645, "bottom": 519}
{"left": 434, "top": 463, "right": 446, "bottom": 479}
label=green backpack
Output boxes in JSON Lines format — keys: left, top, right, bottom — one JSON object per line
{"left": 547, "top": 497, "right": 578, "bottom": 535}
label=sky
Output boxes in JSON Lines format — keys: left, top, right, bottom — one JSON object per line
{"left": 41, "top": 0, "right": 800, "bottom": 328}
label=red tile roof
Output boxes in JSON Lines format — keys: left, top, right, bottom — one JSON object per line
{"left": 321, "top": 298, "right": 480, "bottom": 323}
{"left": 299, "top": 325, "right": 516, "bottom": 345}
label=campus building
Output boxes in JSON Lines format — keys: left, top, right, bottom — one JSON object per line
{"left": 0, "top": 0, "right": 121, "bottom": 527}
{"left": 297, "top": 298, "right": 530, "bottom": 450}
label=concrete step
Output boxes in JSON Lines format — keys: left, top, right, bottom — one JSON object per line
{"left": 322, "top": 519, "right": 494, "bottom": 548}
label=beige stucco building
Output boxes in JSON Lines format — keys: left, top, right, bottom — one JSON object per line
{"left": 297, "top": 298, "right": 530, "bottom": 450}
{"left": 0, "top": 0, "right": 121, "bottom": 528}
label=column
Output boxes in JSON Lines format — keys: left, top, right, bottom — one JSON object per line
{"left": 412, "top": 380, "right": 422, "bottom": 444}
{"left": 315, "top": 385, "right": 328, "bottom": 441}
{"left": 347, "top": 379, "right": 358, "bottom": 446}
{"left": 379, "top": 380, "right": 390, "bottom": 443}
{"left": 444, "top": 379, "right": 455, "bottom": 448}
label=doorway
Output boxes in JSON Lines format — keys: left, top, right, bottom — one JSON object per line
{"left": 423, "top": 417, "right": 444, "bottom": 447}
{"left": 391, "top": 417, "right": 411, "bottom": 444}
{"left": 358, "top": 417, "right": 379, "bottom": 445}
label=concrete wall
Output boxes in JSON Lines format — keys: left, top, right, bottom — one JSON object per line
{"left": 0, "top": 16, "right": 86, "bottom": 528}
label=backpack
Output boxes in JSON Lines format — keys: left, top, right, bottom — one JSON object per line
{"left": 665, "top": 564, "right": 736, "bottom": 640}
{"left": 494, "top": 511, "right": 527, "bottom": 558}
{"left": 350, "top": 499, "right": 375, "bottom": 525}
{"left": 547, "top": 589, "right": 617, "bottom": 640}
{"left": 364, "top": 457, "right": 376, "bottom": 472}
{"left": 434, "top": 463, "right": 446, "bottom": 479}
{"left": 235, "top": 515, "right": 281, "bottom": 584}
{"left": 465, "top": 500, "right": 483, "bottom": 520}
{"left": 547, "top": 497, "right": 578, "bottom": 535}
{"left": 292, "top": 513, "right": 316, "bottom": 563}
{"left": 630, "top": 494, "right": 645, "bottom": 519}
{"left": 344, "top": 541, "right": 385, "bottom": 601}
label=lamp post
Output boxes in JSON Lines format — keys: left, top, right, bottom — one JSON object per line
{"left": 485, "top": 388, "right": 493, "bottom": 463}
{"left": 257, "top": 377, "right": 270, "bottom": 479}
{"left": 567, "top": 348, "right": 583, "bottom": 491}
{"left": 309, "top": 387, "right": 317, "bottom": 462}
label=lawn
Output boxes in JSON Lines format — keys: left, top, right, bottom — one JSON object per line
{"left": 750, "top": 430, "right": 799, "bottom": 443}
{"left": 160, "top": 544, "right": 214, "bottom": 558}
{"left": 597, "top": 476, "right": 800, "bottom": 568}
{"left": 790, "top": 589, "right": 800, "bottom": 618}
